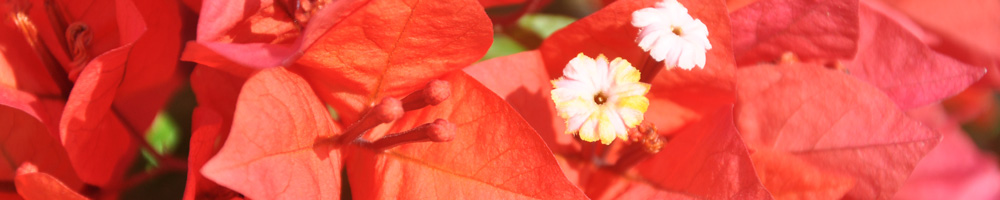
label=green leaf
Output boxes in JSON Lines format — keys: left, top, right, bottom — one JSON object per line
{"left": 517, "top": 14, "right": 576, "bottom": 38}
{"left": 142, "top": 112, "right": 181, "bottom": 168}
{"left": 482, "top": 34, "right": 527, "bottom": 60}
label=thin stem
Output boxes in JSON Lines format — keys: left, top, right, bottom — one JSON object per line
{"left": 638, "top": 55, "right": 663, "bottom": 83}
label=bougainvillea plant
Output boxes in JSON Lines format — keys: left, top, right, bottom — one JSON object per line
{"left": 181, "top": 0, "right": 586, "bottom": 199}
{"left": 468, "top": 0, "right": 772, "bottom": 198}
{"left": 1, "top": 0, "right": 184, "bottom": 198}
{"left": 1, "top": 0, "right": 997, "bottom": 199}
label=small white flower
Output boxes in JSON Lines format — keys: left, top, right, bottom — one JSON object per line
{"left": 632, "top": 0, "right": 712, "bottom": 70}
{"left": 551, "top": 53, "right": 650, "bottom": 145}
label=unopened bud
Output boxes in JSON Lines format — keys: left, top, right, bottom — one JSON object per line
{"left": 340, "top": 97, "right": 404, "bottom": 144}
{"left": 401, "top": 80, "right": 451, "bottom": 111}
{"left": 366, "top": 119, "right": 457, "bottom": 151}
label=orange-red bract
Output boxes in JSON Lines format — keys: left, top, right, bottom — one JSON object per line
{"left": 185, "top": 0, "right": 586, "bottom": 198}
{"left": 201, "top": 67, "right": 345, "bottom": 200}
{"left": 183, "top": 107, "right": 240, "bottom": 200}
{"left": 295, "top": 0, "right": 493, "bottom": 122}
{"left": 200, "top": 67, "right": 588, "bottom": 199}
{"left": 896, "top": 105, "right": 1000, "bottom": 200}
{"left": 844, "top": 3, "right": 985, "bottom": 110}
{"left": 184, "top": 0, "right": 494, "bottom": 121}
{"left": 869, "top": 0, "right": 1000, "bottom": 69}
{"left": 183, "top": 66, "right": 246, "bottom": 199}
{"left": 537, "top": 0, "right": 739, "bottom": 143}
{"left": 0, "top": 88, "right": 82, "bottom": 193}
{"left": 14, "top": 163, "right": 87, "bottom": 200}
{"left": 734, "top": 63, "right": 940, "bottom": 199}
{"left": 467, "top": 51, "right": 769, "bottom": 200}
{"left": 1, "top": 0, "right": 186, "bottom": 188}
{"left": 467, "top": 0, "right": 771, "bottom": 198}
{"left": 748, "top": 148, "right": 855, "bottom": 199}
{"left": 627, "top": 107, "right": 769, "bottom": 199}
{"left": 730, "top": 0, "right": 860, "bottom": 66}
{"left": 730, "top": 0, "right": 986, "bottom": 111}
{"left": 0, "top": 13, "right": 63, "bottom": 97}
{"left": 54, "top": 0, "right": 147, "bottom": 187}
{"left": 345, "top": 72, "right": 588, "bottom": 199}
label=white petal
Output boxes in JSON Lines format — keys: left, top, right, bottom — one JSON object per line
{"left": 609, "top": 83, "right": 650, "bottom": 101}
{"left": 631, "top": 8, "right": 662, "bottom": 27}
{"left": 617, "top": 106, "right": 645, "bottom": 127}
{"left": 648, "top": 35, "right": 675, "bottom": 62}
{"left": 694, "top": 48, "right": 707, "bottom": 69}
{"left": 604, "top": 106, "right": 629, "bottom": 140}
{"left": 597, "top": 118, "right": 616, "bottom": 145}
{"left": 564, "top": 113, "right": 589, "bottom": 134}
{"left": 564, "top": 54, "right": 598, "bottom": 83}
{"left": 578, "top": 115, "right": 599, "bottom": 142}
{"left": 637, "top": 28, "right": 663, "bottom": 51}
{"left": 593, "top": 55, "right": 610, "bottom": 90}
{"left": 632, "top": 0, "right": 712, "bottom": 71}
{"left": 677, "top": 44, "right": 695, "bottom": 70}
{"left": 551, "top": 86, "right": 591, "bottom": 103}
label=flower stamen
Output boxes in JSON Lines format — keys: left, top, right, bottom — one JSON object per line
{"left": 361, "top": 119, "right": 456, "bottom": 151}
{"left": 400, "top": 80, "right": 451, "bottom": 111}
{"left": 593, "top": 92, "right": 607, "bottom": 105}
{"left": 339, "top": 97, "right": 404, "bottom": 144}
{"left": 613, "top": 123, "right": 664, "bottom": 171}
{"left": 8, "top": 7, "right": 39, "bottom": 48}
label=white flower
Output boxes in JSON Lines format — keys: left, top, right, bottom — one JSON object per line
{"left": 551, "top": 53, "right": 650, "bottom": 145}
{"left": 632, "top": 0, "right": 712, "bottom": 70}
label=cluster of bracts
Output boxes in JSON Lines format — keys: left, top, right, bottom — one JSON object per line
{"left": 2, "top": 0, "right": 999, "bottom": 199}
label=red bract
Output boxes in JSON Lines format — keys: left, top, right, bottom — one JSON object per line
{"left": 845, "top": 3, "right": 985, "bottom": 110}
{"left": 731, "top": 0, "right": 985, "bottom": 110}
{"left": 184, "top": 66, "right": 245, "bottom": 199}
{"left": 0, "top": 0, "right": 184, "bottom": 190}
{"left": 729, "top": 0, "right": 989, "bottom": 198}
{"left": 201, "top": 67, "right": 345, "bottom": 199}
{"left": 896, "top": 104, "right": 1000, "bottom": 200}
{"left": 185, "top": 0, "right": 494, "bottom": 121}
{"left": 468, "top": 51, "right": 768, "bottom": 199}
{"left": 868, "top": 0, "right": 1000, "bottom": 68}
{"left": 294, "top": 0, "right": 493, "bottom": 122}
{"left": 344, "top": 72, "right": 585, "bottom": 199}
{"left": 198, "top": 68, "right": 586, "bottom": 199}
{"left": 184, "top": 0, "right": 586, "bottom": 198}
{"left": 184, "top": 107, "right": 240, "bottom": 199}
{"left": 479, "top": 0, "right": 529, "bottom": 8}
{"left": 730, "top": 0, "right": 860, "bottom": 66}
{"left": 14, "top": 163, "right": 87, "bottom": 200}
{"left": 734, "top": 63, "right": 940, "bottom": 199}
{"left": 0, "top": 88, "right": 82, "bottom": 193}
{"left": 467, "top": 0, "right": 771, "bottom": 198}
{"left": 539, "top": 0, "right": 737, "bottom": 134}
{"left": 746, "top": 148, "right": 855, "bottom": 199}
